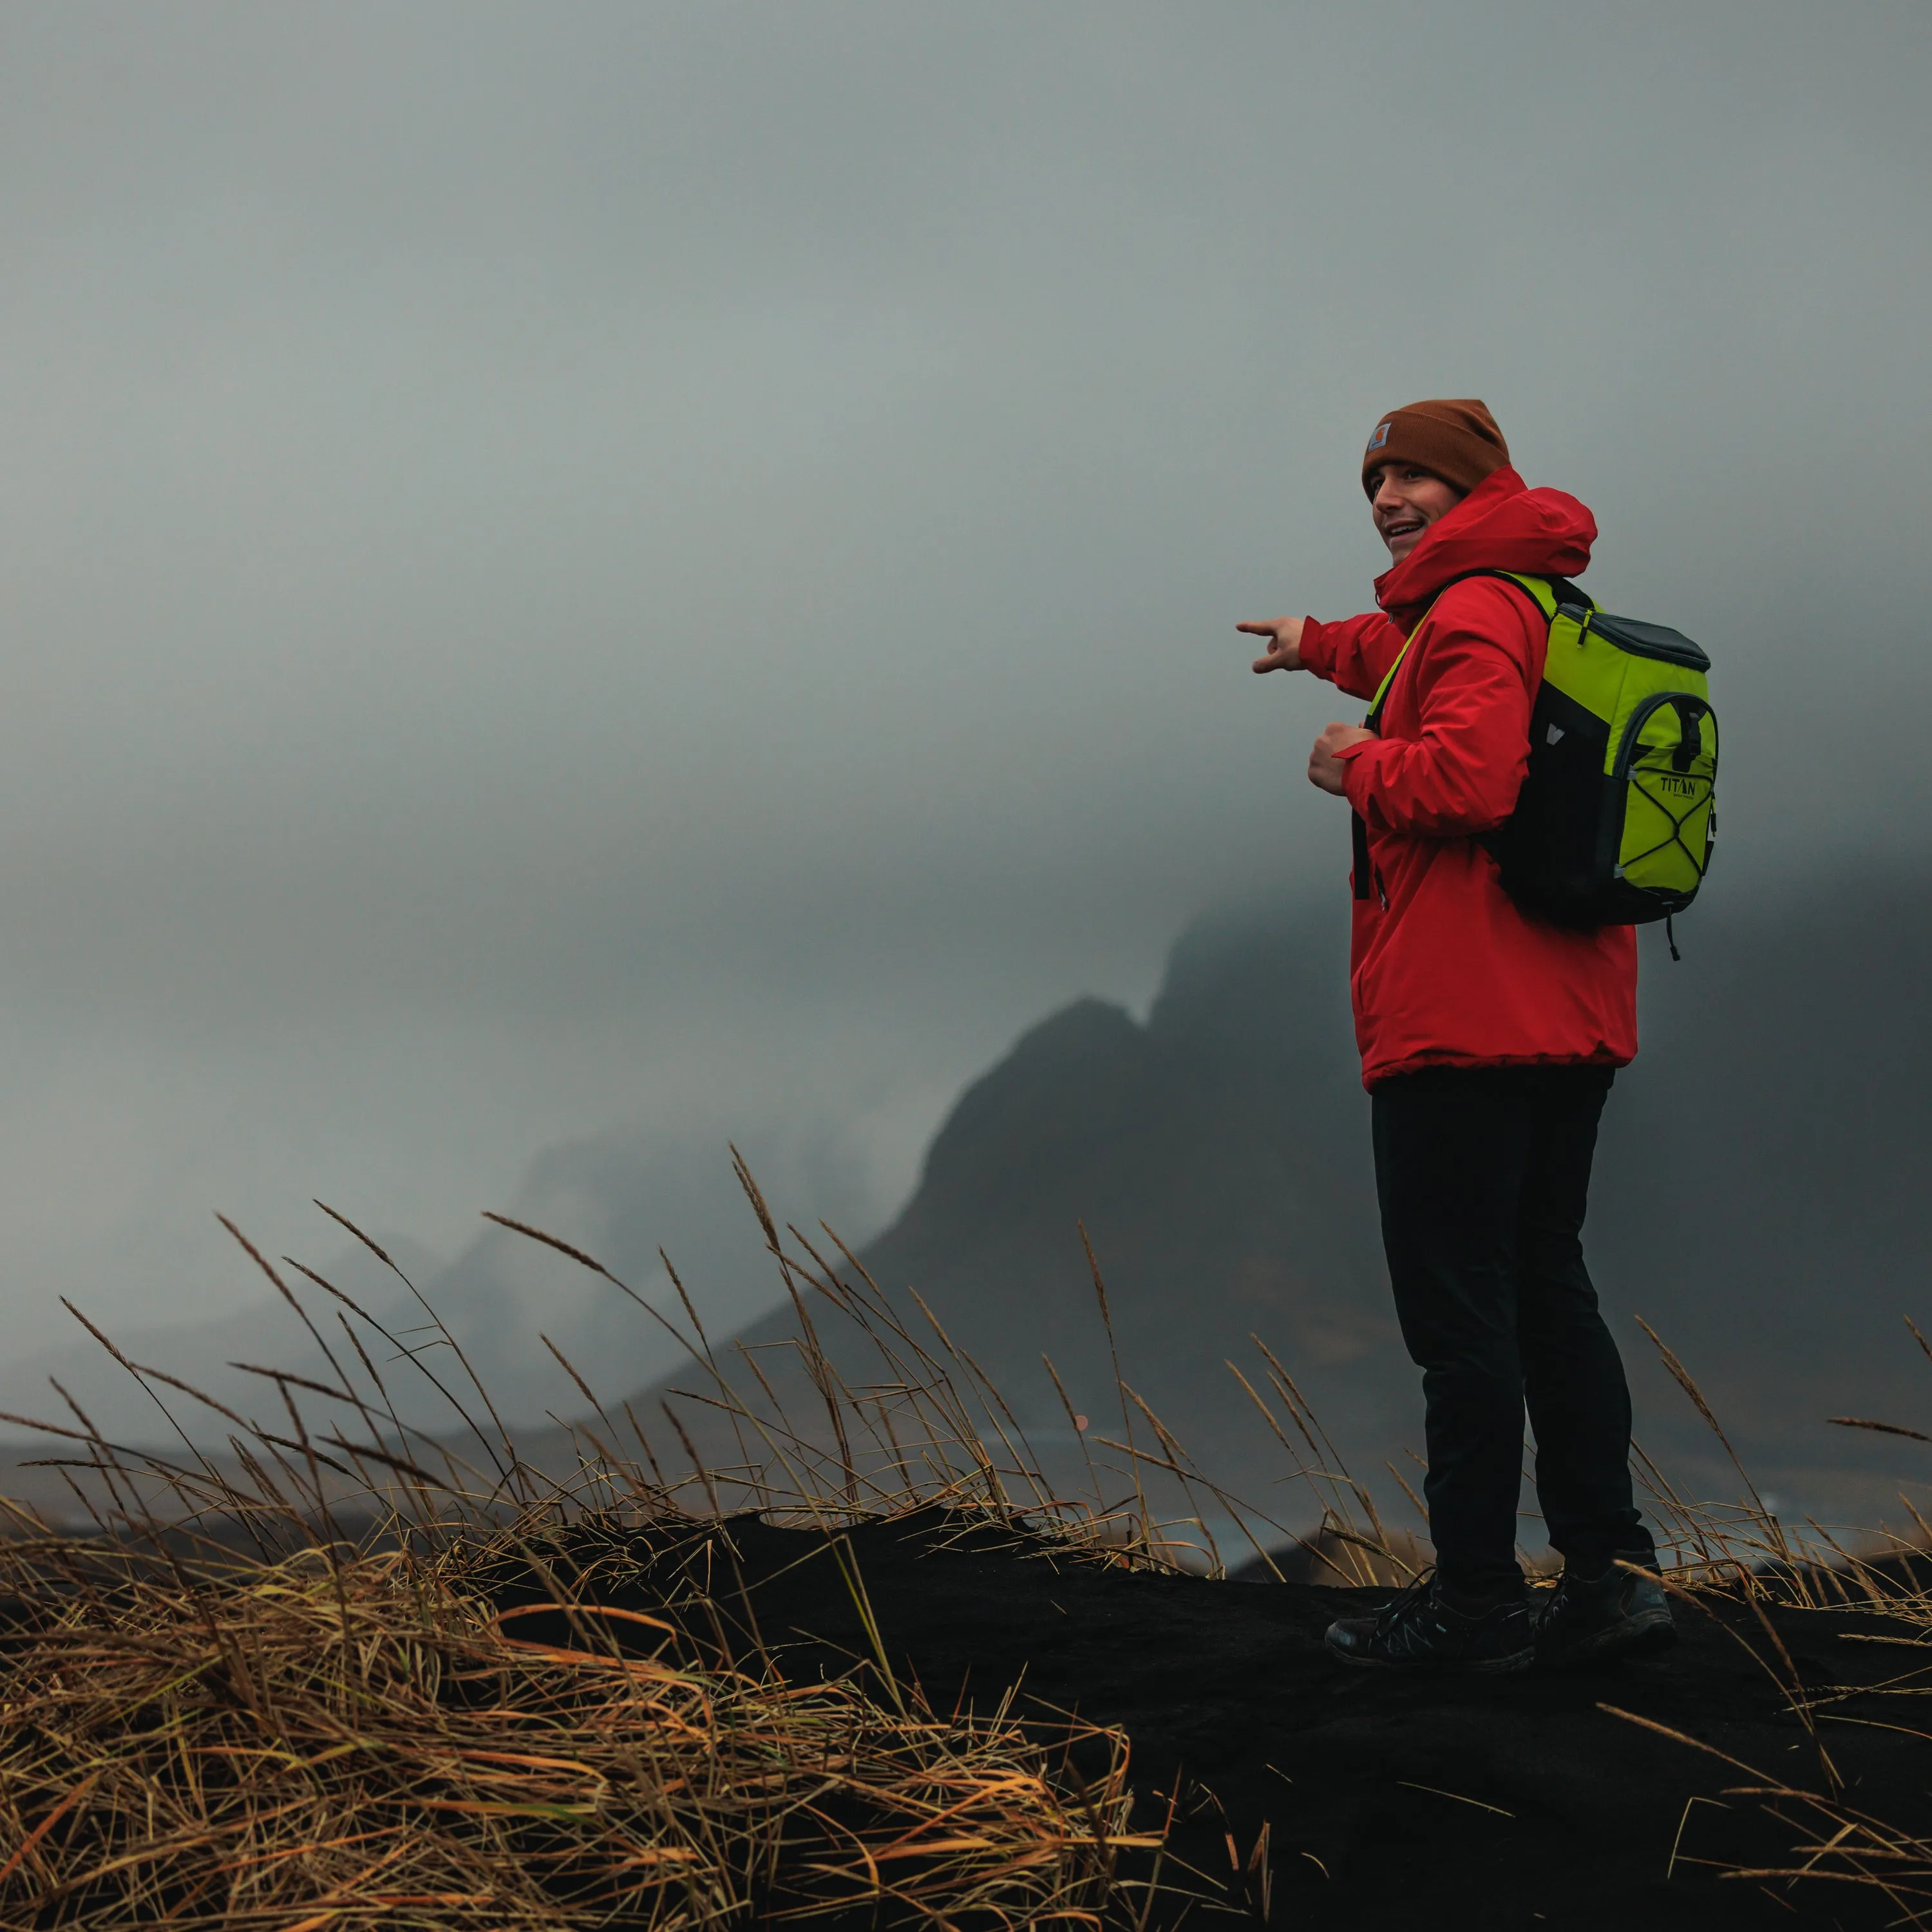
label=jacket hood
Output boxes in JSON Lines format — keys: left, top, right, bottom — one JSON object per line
{"left": 1373, "top": 466, "right": 1596, "bottom": 623}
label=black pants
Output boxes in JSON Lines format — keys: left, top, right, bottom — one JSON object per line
{"left": 1371, "top": 1063, "right": 1651, "bottom": 1596}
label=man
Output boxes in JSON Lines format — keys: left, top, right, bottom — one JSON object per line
{"left": 1240, "top": 399, "right": 1673, "bottom": 1670}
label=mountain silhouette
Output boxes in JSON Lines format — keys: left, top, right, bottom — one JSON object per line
{"left": 8, "top": 858, "right": 1927, "bottom": 1546}
{"left": 682, "top": 858, "right": 1932, "bottom": 1535}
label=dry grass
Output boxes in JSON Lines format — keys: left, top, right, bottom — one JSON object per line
{"left": 1578, "top": 1318, "right": 1932, "bottom": 1922}
{"left": 0, "top": 1530, "right": 1153, "bottom": 1931}
{"left": 3, "top": 1154, "right": 1932, "bottom": 1923}
{"left": 0, "top": 1167, "right": 1199, "bottom": 1931}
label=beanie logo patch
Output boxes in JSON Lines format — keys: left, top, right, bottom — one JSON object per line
{"left": 1366, "top": 420, "right": 1392, "bottom": 453}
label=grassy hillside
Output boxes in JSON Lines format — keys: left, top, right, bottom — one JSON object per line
{"left": 6, "top": 1209, "right": 1932, "bottom": 1930}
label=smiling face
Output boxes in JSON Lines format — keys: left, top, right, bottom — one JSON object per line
{"left": 1367, "top": 464, "right": 1464, "bottom": 562}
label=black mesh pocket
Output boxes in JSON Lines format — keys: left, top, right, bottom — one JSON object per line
{"left": 1484, "top": 682, "right": 1615, "bottom": 925}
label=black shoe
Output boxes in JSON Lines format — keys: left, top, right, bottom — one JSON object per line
{"left": 1535, "top": 1555, "right": 1677, "bottom": 1669}
{"left": 1324, "top": 1573, "right": 1535, "bottom": 1671}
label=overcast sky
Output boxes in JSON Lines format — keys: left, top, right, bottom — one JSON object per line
{"left": 0, "top": 3, "right": 1926, "bottom": 1376}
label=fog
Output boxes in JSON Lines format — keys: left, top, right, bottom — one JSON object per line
{"left": 0, "top": 3, "right": 1926, "bottom": 1391}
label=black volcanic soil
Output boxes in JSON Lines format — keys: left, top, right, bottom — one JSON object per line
{"left": 489, "top": 1509, "right": 1931, "bottom": 1931}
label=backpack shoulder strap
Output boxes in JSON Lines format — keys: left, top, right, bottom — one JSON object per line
{"left": 1439, "top": 567, "right": 1595, "bottom": 618}
{"left": 1364, "top": 612, "right": 1427, "bottom": 727}
{"left": 1363, "top": 572, "right": 1591, "bottom": 728}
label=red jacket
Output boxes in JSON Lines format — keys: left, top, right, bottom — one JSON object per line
{"left": 1298, "top": 466, "right": 1638, "bottom": 1090}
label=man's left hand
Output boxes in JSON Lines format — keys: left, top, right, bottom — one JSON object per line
{"left": 1308, "top": 723, "right": 1375, "bottom": 796}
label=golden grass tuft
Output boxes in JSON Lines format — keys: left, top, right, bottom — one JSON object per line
{"left": 0, "top": 1165, "right": 1202, "bottom": 1929}
{"left": 0, "top": 1530, "right": 1152, "bottom": 1929}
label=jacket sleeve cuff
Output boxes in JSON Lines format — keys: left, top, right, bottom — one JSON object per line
{"left": 1338, "top": 737, "right": 1390, "bottom": 819}
{"left": 1296, "top": 617, "right": 1337, "bottom": 681}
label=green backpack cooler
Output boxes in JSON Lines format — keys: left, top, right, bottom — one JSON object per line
{"left": 1363, "top": 571, "right": 1718, "bottom": 945}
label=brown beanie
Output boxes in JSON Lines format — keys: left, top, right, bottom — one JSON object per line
{"left": 1361, "top": 398, "right": 1510, "bottom": 497}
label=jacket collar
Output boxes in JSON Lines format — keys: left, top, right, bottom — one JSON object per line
{"left": 1372, "top": 466, "right": 1597, "bottom": 627}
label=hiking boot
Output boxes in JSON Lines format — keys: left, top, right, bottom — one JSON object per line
{"left": 1324, "top": 1573, "right": 1535, "bottom": 1671}
{"left": 1535, "top": 1555, "right": 1677, "bottom": 1669}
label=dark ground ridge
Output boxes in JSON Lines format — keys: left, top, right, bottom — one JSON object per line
{"left": 479, "top": 1506, "right": 1932, "bottom": 1932}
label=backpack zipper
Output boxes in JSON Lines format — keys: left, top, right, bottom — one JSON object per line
{"left": 1586, "top": 611, "right": 1710, "bottom": 671}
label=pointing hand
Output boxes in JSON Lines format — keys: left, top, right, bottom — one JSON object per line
{"left": 1239, "top": 616, "right": 1306, "bottom": 674}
